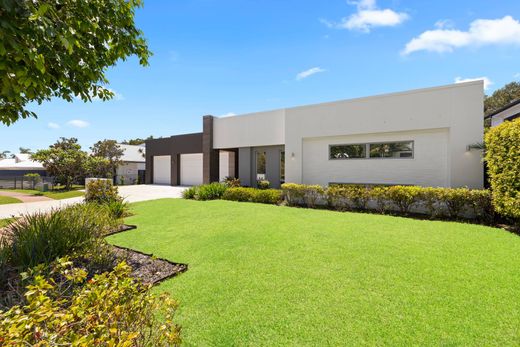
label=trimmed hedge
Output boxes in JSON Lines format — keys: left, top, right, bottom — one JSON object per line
{"left": 222, "top": 187, "right": 282, "bottom": 205}
{"left": 282, "top": 183, "right": 495, "bottom": 222}
{"left": 485, "top": 118, "right": 520, "bottom": 222}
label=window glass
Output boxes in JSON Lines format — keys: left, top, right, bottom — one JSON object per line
{"left": 280, "top": 151, "right": 285, "bottom": 183}
{"left": 256, "top": 151, "right": 266, "bottom": 180}
{"left": 369, "top": 141, "right": 413, "bottom": 158}
{"left": 330, "top": 144, "right": 366, "bottom": 159}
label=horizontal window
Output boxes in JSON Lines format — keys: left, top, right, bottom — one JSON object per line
{"left": 369, "top": 141, "right": 413, "bottom": 159}
{"left": 330, "top": 144, "right": 366, "bottom": 159}
{"left": 329, "top": 141, "right": 414, "bottom": 160}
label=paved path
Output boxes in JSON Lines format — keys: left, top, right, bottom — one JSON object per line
{"left": 0, "top": 185, "right": 187, "bottom": 219}
{"left": 0, "top": 190, "right": 53, "bottom": 203}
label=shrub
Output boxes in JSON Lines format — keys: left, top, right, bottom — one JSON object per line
{"left": 370, "top": 186, "right": 389, "bottom": 214}
{"left": 257, "top": 180, "right": 270, "bottom": 190}
{"left": 343, "top": 185, "right": 370, "bottom": 210}
{"left": 326, "top": 186, "right": 350, "bottom": 211}
{"left": 85, "top": 179, "right": 121, "bottom": 204}
{"left": 437, "top": 187, "right": 471, "bottom": 219}
{"left": 468, "top": 189, "right": 495, "bottom": 223}
{"left": 223, "top": 176, "right": 241, "bottom": 188}
{"left": 485, "top": 118, "right": 520, "bottom": 222}
{"left": 104, "top": 199, "right": 131, "bottom": 220}
{"left": 252, "top": 189, "right": 283, "bottom": 204}
{"left": 195, "top": 183, "right": 227, "bottom": 201}
{"left": 222, "top": 187, "right": 255, "bottom": 202}
{"left": 419, "top": 187, "right": 446, "bottom": 218}
{"left": 182, "top": 186, "right": 198, "bottom": 199}
{"left": 386, "top": 186, "right": 422, "bottom": 214}
{"left": 281, "top": 183, "right": 324, "bottom": 208}
{"left": 0, "top": 204, "right": 115, "bottom": 272}
{"left": 0, "top": 259, "right": 181, "bottom": 346}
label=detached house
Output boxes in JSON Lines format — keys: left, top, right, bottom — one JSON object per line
{"left": 146, "top": 81, "right": 484, "bottom": 189}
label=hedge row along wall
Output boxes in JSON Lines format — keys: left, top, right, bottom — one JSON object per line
{"left": 485, "top": 118, "right": 520, "bottom": 222}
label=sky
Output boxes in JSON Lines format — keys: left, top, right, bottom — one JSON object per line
{"left": 2, "top": 0, "right": 520, "bottom": 153}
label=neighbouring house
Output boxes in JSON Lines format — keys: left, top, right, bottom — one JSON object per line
{"left": 146, "top": 81, "right": 484, "bottom": 189}
{"left": 0, "top": 153, "right": 47, "bottom": 178}
{"left": 485, "top": 98, "right": 520, "bottom": 127}
{"left": 115, "top": 144, "right": 146, "bottom": 185}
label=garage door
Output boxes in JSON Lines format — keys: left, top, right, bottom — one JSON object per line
{"left": 180, "top": 153, "right": 203, "bottom": 186}
{"left": 153, "top": 155, "right": 171, "bottom": 185}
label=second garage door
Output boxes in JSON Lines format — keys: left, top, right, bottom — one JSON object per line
{"left": 180, "top": 153, "right": 203, "bottom": 186}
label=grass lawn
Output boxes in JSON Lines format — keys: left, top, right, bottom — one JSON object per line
{"left": 109, "top": 199, "right": 520, "bottom": 346}
{"left": 0, "top": 196, "right": 22, "bottom": 205}
{"left": 2, "top": 189, "right": 84, "bottom": 200}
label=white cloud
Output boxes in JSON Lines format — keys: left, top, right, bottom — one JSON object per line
{"left": 67, "top": 120, "right": 90, "bottom": 128}
{"left": 514, "top": 72, "right": 520, "bottom": 79}
{"left": 47, "top": 122, "right": 60, "bottom": 129}
{"left": 218, "top": 112, "right": 236, "bottom": 118}
{"left": 324, "top": 0, "right": 408, "bottom": 33}
{"left": 403, "top": 16, "right": 520, "bottom": 55}
{"left": 296, "top": 67, "right": 326, "bottom": 81}
{"left": 455, "top": 76, "right": 493, "bottom": 90}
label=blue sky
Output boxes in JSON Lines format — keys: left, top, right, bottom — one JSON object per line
{"left": 2, "top": 0, "right": 520, "bottom": 153}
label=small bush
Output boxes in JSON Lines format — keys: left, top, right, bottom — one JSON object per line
{"left": 252, "top": 189, "right": 283, "bottom": 204}
{"left": 85, "top": 179, "right": 121, "bottom": 204}
{"left": 195, "top": 183, "right": 227, "bottom": 201}
{"left": 485, "top": 118, "right": 520, "bottom": 222}
{"left": 343, "top": 185, "right": 370, "bottom": 210}
{"left": 385, "top": 186, "right": 422, "bottom": 214}
{"left": 370, "top": 186, "right": 389, "bottom": 214}
{"left": 0, "top": 259, "right": 181, "bottom": 346}
{"left": 257, "top": 180, "right": 270, "bottom": 190}
{"left": 281, "top": 183, "right": 324, "bottom": 208}
{"left": 0, "top": 204, "right": 115, "bottom": 272}
{"left": 468, "top": 189, "right": 495, "bottom": 223}
{"left": 419, "top": 187, "right": 445, "bottom": 218}
{"left": 222, "top": 187, "right": 255, "bottom": 202}
{"left": 104, "top": 199, "right": 131, "bottom": 220}
{"left": 182, "top": 186, "right": 198, "bottom": 199}
{"left": 437, "top": 187, "right": 471, "bottom": 219}
{"left": 223, "top": 176, "right": 241, "bottom": 188}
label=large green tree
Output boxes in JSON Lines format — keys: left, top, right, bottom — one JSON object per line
{"left": 0, "top": 0, "right": 151, "bottom": 125}
{"left": 484, "top": 82, "right": 520, "bottom": 116}
{"left": 90, "top": 139, "right": 124, "bottom": 178}
{"left": 32, "top": 137, "right": 88, "bottom": 189}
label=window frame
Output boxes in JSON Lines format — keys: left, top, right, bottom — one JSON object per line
{"left": 328, "top": 140, "right": 415, "bottom": 161}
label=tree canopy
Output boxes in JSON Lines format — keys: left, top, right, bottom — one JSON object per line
{"left": 90, "top": 140, "right": 124, "bottom": 177}
{"left": 121, "top": 136, "right": 155, "bottom": 145}
{"left": 484, "top": 82, "right": 520, "bottom": 116}
{"left": 0, "top": 0, "right": 151, "bottom": 125}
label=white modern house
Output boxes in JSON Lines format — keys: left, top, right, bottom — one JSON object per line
{"left": 0, "top": 153, "right": 46, "bottom": 178}
{"left": 146, "top": 81, "right": 484, "bottom": 189}
{"left": 115, "top": 144, "right": 146, "bottom": 185}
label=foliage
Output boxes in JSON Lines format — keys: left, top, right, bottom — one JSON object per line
{"left": 0, "top": 0, "right": 151, "bottom": 125}
{"left": 182, "top": 186, "right": 198, "bottom": 200}
{"left": 419, "top": 187, "right": 446, "bottom": 218}
{"left": 257, "top": 180, "right": 270, "bottom": 190}
{"left": 485, "top": 118, "right": 520, "bottom": 221}
{"left": 121, "top": 136, "right": 155, "bottom": 145}
{"left": 281, "top": 183, "right": 324, "bottom": 208}
{"left": 437, "top": 188, "right": 471, "bottom": 219}
{"left": 370, "top": 186, "right": 390, "bottom": 214}
{"left": 222, "top": 187, "right": 282, "bottom": 205}
{"left": 18, "top": 147, "right": 32, "bottom": 154}
{"left": 195, "top": 183, "right": 228, "bottom": 201}
{"left": 85, "top": 179, "right": 122, "bottom": 204}
{"left": 0, "top": 150, "right": 12, "bottom": 159}
{"left": 84, "top": 155, "right": 111, "bottom": 178}
{"left": 0, "top": 204, "right": 114, "bottom": 273}
{"left": 24, "top": 172, "right": 41, "bottom": 189}
{"left": 223, "top": 176, "right": 241, "bottom": 188}
{"left": 342, "top": 185, "right": 370, "bottom": 210}
{"left": 468, "top": 189, "right": 495, "bottom": 224}
{"left": 31, "top": 137, "right": 88, "bottom": 189}
{"left": 484, "top": 82, "right": 520, "bottom": 116}
{"left": 90, "top": 139, "right": 125, "bottom": 178}
{"left": 326, "top": 186, "right": 351, "bottom": 211}
{"left": 0, "top": 260, "right": 181, "bottom": 346}
{"left": 104, "top": 199, "right": 131, "bottom": 220}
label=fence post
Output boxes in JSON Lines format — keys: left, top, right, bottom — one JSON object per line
{"left": 14, "top": 177, "right": 17, "bottom": 189}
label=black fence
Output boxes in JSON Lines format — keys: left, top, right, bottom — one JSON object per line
{"left": 0, "top": 176, "right": 55, "bottom": 190}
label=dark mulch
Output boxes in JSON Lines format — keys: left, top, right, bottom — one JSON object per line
{"left": 106, "top": 224, "right": 137, "bottom": 236}
{"left": 112, "top": 245, "right": 188, "bottom": 285}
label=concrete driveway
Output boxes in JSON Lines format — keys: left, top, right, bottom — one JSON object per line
{"left": 0, "top": 185, "right": 187, "bottom": 219}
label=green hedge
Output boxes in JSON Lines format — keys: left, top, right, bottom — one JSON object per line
{"left": 222, "top": 187, "right": 282, "bottom": 205}
{"left": 282, "top": 183, "right": 494, "bottom": 222}
{"left": 485, "top": 118, "right": 520, "bottom": 222}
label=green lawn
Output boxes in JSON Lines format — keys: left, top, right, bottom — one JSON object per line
{"left": 2, "top": 189, "right": 84, "bottom": 200}
{"left": 109, "top": 199, "right": 520, "bottom": 346}
{"left": 0, "top": 196, "right": 22, "bottom": 205}
{"left": 0, "top": 218, "right": 15, "bottom": 228}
